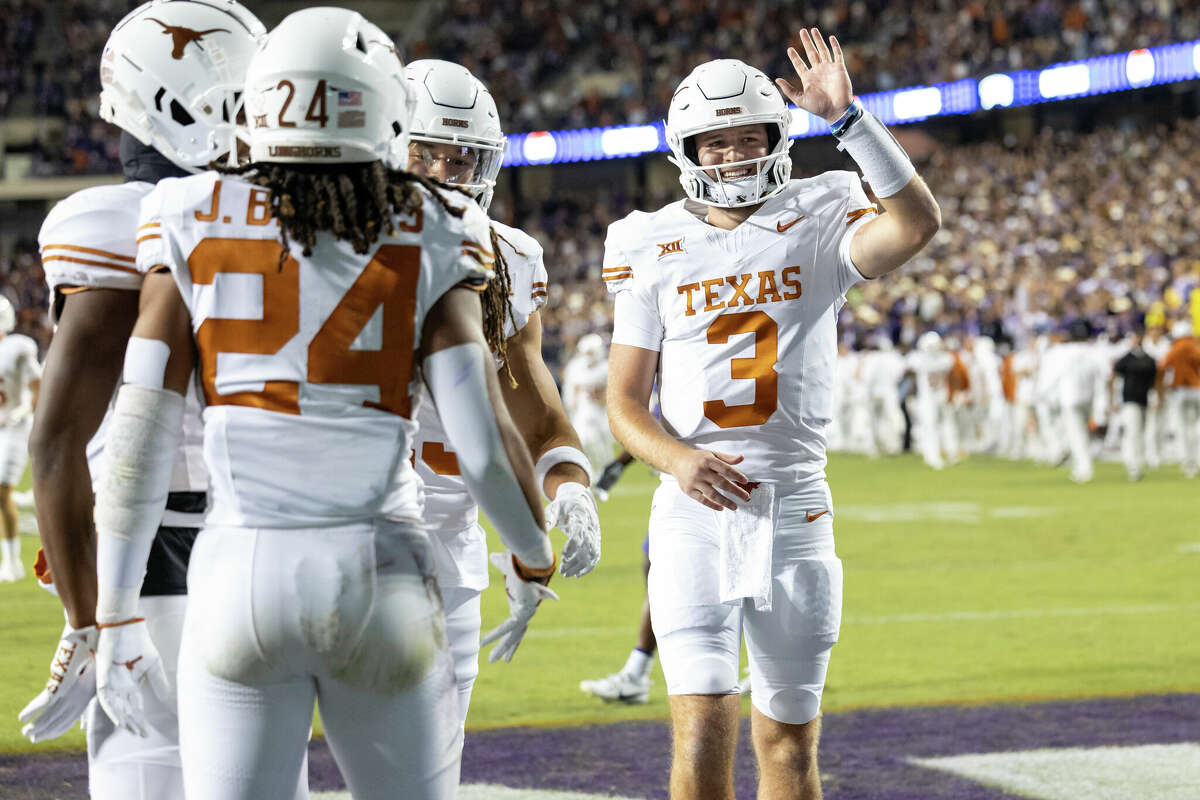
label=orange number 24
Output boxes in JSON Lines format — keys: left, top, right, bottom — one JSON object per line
{"left": 188, "top": 238, "right": 420, "bottom": 416}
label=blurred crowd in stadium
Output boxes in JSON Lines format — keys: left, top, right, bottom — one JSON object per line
{"left": 4, "top": 0, "right": 1199, "bottom": 174}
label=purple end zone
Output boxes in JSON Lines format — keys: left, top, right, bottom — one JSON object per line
{"left": 5, "top": 694, "right": 1198, "bottom": 799}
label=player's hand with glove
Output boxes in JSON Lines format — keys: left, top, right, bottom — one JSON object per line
{"left": 95, "top": 618, "right": 171, "bottom": 738}
{"left": 545, "top": 481, "right": 601, "bottom": 577}
{"left": 481, "top": 551, "right": 559, "bottom": 662}
{"left": 18, "top": 623, "right": 98, "bottom": 742}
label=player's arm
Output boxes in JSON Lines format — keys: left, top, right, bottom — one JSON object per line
{"left": 420, "top": 286, "right": 554, "bottom": 573}
{"left": 500, "top": 310, "right": 600, "bottom": 576}
{"left": 776, "top": 28, "right": 940, "bottom": 280}
{"left": 93, "top": 270, "right": 194, "bottom": 736}
{"left": 30, "top": 289, "right": 139, "bottom": 628}
{"left": 607, "top": 342, "right": 749, "bottom": 512}
{"left": 501, "top": 312, "right": 589, "bottom": 496}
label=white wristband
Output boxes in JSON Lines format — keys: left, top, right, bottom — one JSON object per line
{"left": 835, "top": 110, "right": 916, "bottom": 198}
{"left": 534, "top": 446, "right": 592, "bottom": 500}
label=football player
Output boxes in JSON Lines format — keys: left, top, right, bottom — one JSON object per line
{"left": 907, "top": 331, "right": 954, "bottom": 470}
{"left": 0, "top": 296, "right": 40, "bottom": 582}
{"left": 604, "top": 31, "right": 939, "bottom": 799}
{"left": 403, "top": 59, "right": 601, "bottom": 730}
{"left": 91, "top": 10, "right": 557, "bottom": 798}
{"left": 1158, "top": 320, "right": 1200, "bottom": 477}
{"left": 562, "top": 333, "right": 617, "bottom": 476}
{"left": 20, "top": 5, "right": 290, "bottom": 800}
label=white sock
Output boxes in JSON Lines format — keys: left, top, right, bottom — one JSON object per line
{"left": 623, "top": 648, "right": 653, "bottom": 678}
{"left": 0, "top": 537, "right": 16, "bottom": 566}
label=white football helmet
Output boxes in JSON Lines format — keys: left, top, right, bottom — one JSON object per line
{"left": 1172, "top": 320, "right": 1194, "bottom": 339}
{"left": 0, "top": 296, "right": 14, "bottom": 335}
{"left": 243, "top": 8, "right": 413, "bottom": 166}
{"left": 665, "top": 59, "right": 792, "bottom": 208}
{"left": 99, "top": 0, "right": 265, "bottom": 172}
{"left": 405, "top": 60, "right": 506, "bottom": 210}
{"left": 916, "top": 331, "right": 943, "bottom": 354}
{"left": 576, "top": 333, "right": 605, "bottom": 361}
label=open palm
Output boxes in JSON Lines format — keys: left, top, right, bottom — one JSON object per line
{"left": 775, "top": 28, "right": 854, "bottom": 124}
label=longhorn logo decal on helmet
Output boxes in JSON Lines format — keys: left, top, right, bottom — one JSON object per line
{"left": 145, "top": 17, "right": 230, "bottom": 60}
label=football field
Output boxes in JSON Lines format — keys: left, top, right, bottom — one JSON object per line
{"left": 2, "top": 454, "right": 1198, "bottom": 798}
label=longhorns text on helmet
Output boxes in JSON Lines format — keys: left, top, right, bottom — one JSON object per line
{"left": 241, "top": 8, "right": 412, "bottom": 167}
{"left": 665, "top": 59, "right": 793, "bottom": 208}
{"left": 404, "top": 60, "right": 507, "bottom": 211}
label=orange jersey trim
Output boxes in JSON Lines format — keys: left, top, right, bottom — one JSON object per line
{"left": 41, "top": 254, "right": 140, "bottom": 275}
{"left": 41, "top": 244, "right": 135, "bottom": 263}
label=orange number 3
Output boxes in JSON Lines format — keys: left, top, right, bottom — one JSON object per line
{"left": 188, "top": 238, "right": 420, "bottom": 416}
{"left": 702, "top": 311, "right": 778, "bottom": 428}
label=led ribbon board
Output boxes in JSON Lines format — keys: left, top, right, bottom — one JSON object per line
{"left": 501, "top": 39, "right": 1200, "bottom": 167}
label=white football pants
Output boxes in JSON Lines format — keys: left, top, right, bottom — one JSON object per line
{"left": 0, "top": 420, "right": 30, "bottom": 486}
{"left": 1120, "top": 403, "right": 1146, "bottom": 477}
{"left": 1169, "top": 388, "right": 1200, "bottom": 475}
{"left": 1062, "top": 402, "right": 1093, "bottom": 482}
{"left": 178, "top": 523, "right": 459, "bottom": 800}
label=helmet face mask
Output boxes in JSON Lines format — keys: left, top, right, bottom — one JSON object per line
{"left": 99, "top": 0, "right": 266, "bottom": 172}
{"left": 404, "top": 60, "right": 506, "bottom": 210}
{"left": 243, "top": 8, "right": 412, "bottom": 167}
{"left": 666, "top": 59, "right": 792, "bottom": 209}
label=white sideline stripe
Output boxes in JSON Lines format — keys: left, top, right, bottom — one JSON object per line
{"left": 314, "top": 786, "right": 642, "bottom": 800}
{"left": 911, "top": 743, "right": 1200, "bottom": 800}
{"left": 524, "top": 603, "right": 1200, "bottom": 639}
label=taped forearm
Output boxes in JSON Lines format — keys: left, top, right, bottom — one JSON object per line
{"left": 425, "top": 343, "right": 553, "bottom": 569}
{"left": 95, "top": 383, "right": 183, "bottom": 622}
{"left": 833, "top": 100, "right": 916, "bottom": 198}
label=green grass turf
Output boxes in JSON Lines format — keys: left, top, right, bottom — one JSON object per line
{"left": 2, "top": 455, "right": 1198, "bottom": 752}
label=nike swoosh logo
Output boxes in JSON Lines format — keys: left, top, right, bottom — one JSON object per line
{"left": 806, "top": 510, "right": 829, "bottom": 522}
{"left": 777, "top": 216, "right": 806, "bottom": 233}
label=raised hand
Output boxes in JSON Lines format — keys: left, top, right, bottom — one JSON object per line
{"left": 775, "top": 28, "right": 854, "bottom": 124}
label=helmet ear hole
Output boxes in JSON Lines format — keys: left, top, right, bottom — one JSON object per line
{"left": 683, "top": 136, "right": 698, "bottom": 163}
{"left": 169, "top": 98, "right": 195, "bottom": 126}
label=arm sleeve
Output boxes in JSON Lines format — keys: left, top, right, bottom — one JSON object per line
{"left": 134, "top": 184, "right": 173, "bottom": 276}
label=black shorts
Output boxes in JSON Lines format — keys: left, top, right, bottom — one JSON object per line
{"left": 141, "top": 491, "right": 205, "bottom": 597}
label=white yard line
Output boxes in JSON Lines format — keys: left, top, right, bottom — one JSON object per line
{"left": 525, "top": 602, "right": 1200, "bottom": 639}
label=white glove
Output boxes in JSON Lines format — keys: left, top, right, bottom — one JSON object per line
{"left": 480, "top": 551, "right": 559, "bottom": 663}
{"left": 18, "top": 624, "right": 98, "bottom": 743}
{"left": 95, "top": 619, "right": 172, "bottom": 738}
{"left": 545, "top": 481, "right": 601, "bottom": 577}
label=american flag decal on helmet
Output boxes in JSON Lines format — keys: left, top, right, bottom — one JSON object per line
{"left": 338, "top": 90, "right": 363, "bottom": 106}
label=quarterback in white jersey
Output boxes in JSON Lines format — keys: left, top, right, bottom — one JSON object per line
{"left": 92, "top": 12, "right": 557, "bottom": 800}
{"left": 404, "top": 59, "right": 600, "bottom": 733}
{"left": 0, "top": 296, "right": 41, "bottom": 582}
{"left": 19, "top": 5, "right": 286, "bottom": 800}
{"left": 606, "top": 32, "right": 940, "bottom": 800}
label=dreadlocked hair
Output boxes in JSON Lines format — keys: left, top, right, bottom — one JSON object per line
{"left": 486, "top": 227, "right": 521, "bottom": 387}
{"left": 213, "top": 161, "right": 516, "bottom": 364}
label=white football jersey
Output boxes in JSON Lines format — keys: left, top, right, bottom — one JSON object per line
{"left": 561, "top": 355, "right": 607, "bottom": 419}
{"left": 409, "top": 221, "right": 547, "bottom": 589}
{"left": 38, "top": 182, "right": 207, "bottom": 510}
{"left": 0, "top": 334, "right": 41, "bottom": 427}
{"left": 606, "top": 173, "right": 877, "bottom": 502}
{"left": 138, "top": 172, "right": 493, "bottom": 528}
{"left": 906, "top": 349, "right": 953, "bottom": 400}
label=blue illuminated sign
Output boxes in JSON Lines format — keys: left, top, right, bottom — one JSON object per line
{"left": 501, "top": 39, "right": 1200, "bottom": 167}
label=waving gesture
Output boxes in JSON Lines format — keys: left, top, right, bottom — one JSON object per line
{"left": 776, "top": 28, "right": 854, "bottom": 124}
